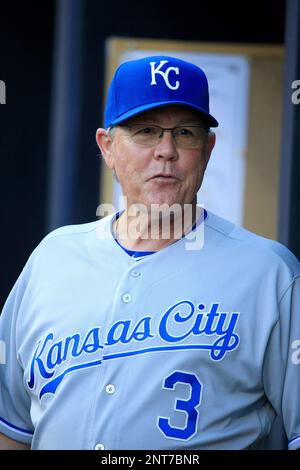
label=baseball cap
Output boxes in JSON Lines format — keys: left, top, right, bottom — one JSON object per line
{"left": 104, "top": 55, "right": 218, "bottom": 128}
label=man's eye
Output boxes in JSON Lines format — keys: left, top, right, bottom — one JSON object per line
{"left": 177, "top": 127, "right": 193, "bottom": 136}
{"left": 136, "top": 127, "right": 156, "bottom": 135}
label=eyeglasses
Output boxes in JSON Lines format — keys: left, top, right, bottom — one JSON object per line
{"left": 118, "top": 124, "right": 208, "bottom": 149}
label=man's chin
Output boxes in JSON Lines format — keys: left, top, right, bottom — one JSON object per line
{"left": 141, "top": 192, "right": 184, "bottom": 209}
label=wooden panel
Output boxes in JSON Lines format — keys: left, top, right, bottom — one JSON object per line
{"left": 244, "top": 58, "right": 283, "bottom": 238}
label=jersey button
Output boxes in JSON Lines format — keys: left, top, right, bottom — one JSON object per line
{"left": 122, "top": 293, "right": 132, "bottom": 303}
{"left": 95, "top": 443, "right": 105, "bottom": 450}
{"left": 131, "top": 269, "right": 141, "bottom": 278}
{"left": 105, "top": 384, "right": 115, "bottom": 394}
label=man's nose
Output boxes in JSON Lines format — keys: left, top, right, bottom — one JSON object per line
{"left": 153, "top": 130, "right": 179, "bottom": 161}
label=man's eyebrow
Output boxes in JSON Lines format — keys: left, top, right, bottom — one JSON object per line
{"left": 131, "top": 117, "right": 206, "bottom": 125}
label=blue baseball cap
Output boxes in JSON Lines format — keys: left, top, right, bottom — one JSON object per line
{"left": 104, "top": 55, "right": 218, "bottom": 128}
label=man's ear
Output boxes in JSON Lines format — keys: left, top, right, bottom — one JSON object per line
{"left": 95, "top": 128, "right": 114, "bottom": 169}
{"left": 204, "top": 131, "right": 216, "bottom": 168}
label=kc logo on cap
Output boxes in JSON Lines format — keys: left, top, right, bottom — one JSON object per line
{"left": 104, "top": 55, "right": 218, "bottom": 129}
{"left": 150, "top": 60, "right": 180, "bottom": 91}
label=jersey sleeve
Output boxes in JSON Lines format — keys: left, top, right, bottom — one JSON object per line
{"left": 0, "top": 261, "right": 34, "bottom": 445}
{"left": 263, "top": 275, "right": 300, "bottom": 450}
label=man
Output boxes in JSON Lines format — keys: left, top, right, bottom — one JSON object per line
{"left": 0, "top": 56, "right": 299, "bottom": 450}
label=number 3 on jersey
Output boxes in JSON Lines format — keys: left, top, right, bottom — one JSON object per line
{"left": 157, "top": 371, "right": 202, "bottom": 440}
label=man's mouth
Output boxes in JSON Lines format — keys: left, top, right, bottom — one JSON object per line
{"left": 148, "top": 174, "right": 179, "bottom": 182}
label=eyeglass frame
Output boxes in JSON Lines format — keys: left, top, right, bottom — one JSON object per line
{"left": 108, "top": 123, "right": 210, "bottom": 148}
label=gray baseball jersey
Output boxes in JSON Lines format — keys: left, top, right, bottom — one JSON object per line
{"left": 0, "top": 210, "right": 299, "bottom": 450}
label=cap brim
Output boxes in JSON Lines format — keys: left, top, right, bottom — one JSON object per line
{"left": 109, "top": 100, "right": 219, "bottom": 128}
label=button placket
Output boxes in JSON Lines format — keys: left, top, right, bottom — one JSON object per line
{"left": 122, "top": 293, "right": 132, "bottom": 303}
{"left": 95, "top": 443, "right": 105, "bottom": 450}
{"left": 131, "top": 269, "right": 141, "bottom": 278}
{"left": 105, "top": 384, "right": 115, "bottom": 394}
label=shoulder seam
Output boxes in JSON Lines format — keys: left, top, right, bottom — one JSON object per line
{"left": 41, "top": 223, "right": 100, "bottom": 243}
{"left": 204, "top": 220, "right": 233, "bottom": 237}
{"left": 279, "top": 275, "right": 300, "bottom": 304}
{"left": 206, "top": 218, "right": 300, "bottom": 278}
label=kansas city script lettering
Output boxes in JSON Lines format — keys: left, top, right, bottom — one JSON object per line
{"left": 28, "top": 301, "right": 240, "bottom": 398}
